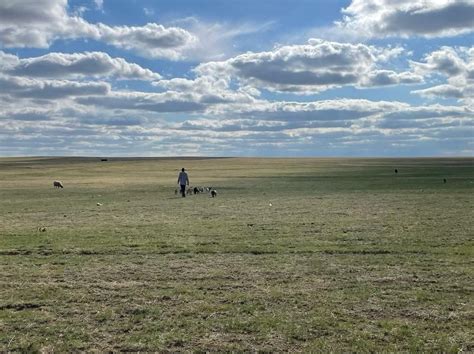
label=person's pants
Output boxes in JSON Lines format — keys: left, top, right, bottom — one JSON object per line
{"left": 180, "top": 184, "right": 186, "bottom": 197}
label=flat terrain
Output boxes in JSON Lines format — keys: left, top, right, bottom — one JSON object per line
{"left": 0, "top": 157, "right": 473, "bottom": 351}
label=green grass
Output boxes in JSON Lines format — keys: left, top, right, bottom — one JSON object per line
{"left": 0, "top": 157, "right": 473, "bottom": 351}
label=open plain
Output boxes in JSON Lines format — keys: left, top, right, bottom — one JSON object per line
{"left": 0, "top": 157, "right": 473, "bottom": 351}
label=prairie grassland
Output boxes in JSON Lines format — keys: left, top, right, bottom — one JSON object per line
{"left": 0, "top": 157, "right": 473, "bottom": 351}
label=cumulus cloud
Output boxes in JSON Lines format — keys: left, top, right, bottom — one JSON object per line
{"left": 94, "top": 23, "right": 197, "bottom": 60}
{"left": 0, "top": 74, "right": 110, "bottom": 99}
{"left": 0, "top": 0, "right": 471, "bottom": 156}
{"left": 411, "top": 46, "right": 470, "bottom": 76}
{"left": 74, "top": 78, "right": 257, "bottom": 113}
{"left": 75, "top": 92, "right": 206, "bottom": 113}
{"left": 338, "top": 0, "right": 474, "bottom": 38}
{"left": 2, "top": 51, "right": 162, "bottom": 80}
{"left": 175, "top": 118, "right": 288, "bottom": 132}
{"left": 0, "top": 61, "right": 257, "bottom": 116}
{"left": 410, "top": 46, "right": 474, "bottom": 105}
{"left": 229, "top": 99, "right": 408, "bottom": 122}
{"left": 0, "top": 0, "right": 95, "bottom": 47}
{"left": 153, "top": 76, "right": 258, "bottom": 106}
{"left": 196, "top": 39, "right": 420, "bottom": 94}
{"left": 0, "top": 1, "right": 271, "bottom": 61}
{"left": 0, "top": 0, "right": 197, "bottom": 60}
{"left": 171, "top": 100, "right": 473, "bottom": 154}
{"left": 376, "top": 105, "right": 474, "bottom": 128}
{"left": 1, "top": 93, "right": 472, "bottom": 156}
{"left": 0, "top": 107, "right": 52, "bottom": 121}
{"left": 0, "top": 51, "right": 19, "bottom": 70}
{"left": 361, "top": 70, "right": 424, "bottom": 87}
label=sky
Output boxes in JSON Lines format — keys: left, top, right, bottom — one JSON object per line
{"left": 0, "top": 0, "right": 473, "bottom": 157}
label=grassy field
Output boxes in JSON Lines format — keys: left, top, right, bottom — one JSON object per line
{"left": 0, "top": 157, "right": 473, "bottom": 351}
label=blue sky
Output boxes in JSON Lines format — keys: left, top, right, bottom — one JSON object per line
{"left": 0, "top": 0, "right": 473, "bottom": 156}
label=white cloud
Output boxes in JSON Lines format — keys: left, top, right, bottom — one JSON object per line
{"left": 338, "top": 0, "right": 474, "bottom": 39}
{"left": 410, "top": 46, "right": 474, "bottom": 106}
{"left": 94, "top": 0, "right": 104, "bottom": 11}
{"left": 0, "top": 0, "right": 471, "bottom": 157}
{"left": 74, "top": 76, "right": 259, "bottom": 113}
{"left": 411, "top": 46, "right": 470, "bottom": 76}
{"left": 0, "top": 74, "right": 110, "bottom": 99}
{"left": 0, "top": 107, "right": 52, "bottom": 121}
{"left": 94, "top": 23, "right": 197, "bottom": 60}
{"left": 0, "top": 51, "right": 19, "bottom": 70}
{"left": 75, "top": 91, "right": 206, "bottom": 113}
{"left": 0, "top": 0, "right": 94, "bottom": 47}
{"left": 2, "top": 51, "right": 162, "bottom": 80}
{"left": 168, "top": 100, "right": 473, "bottom": 157}
{"left": 376, "top": 105, "right": 474, "bottom": 129}
{"left": 0, "top": 1, "right": 272, "bottom": 61}
{"left": 413, "top": 84, "right": 465, "bottom": 99}
{"left": 361, "top": 70, "right": 424, "bottom": 87}
{"left": 1, "top": 91, "right": 472, "bottom": 156}
{"left": 196, "top": 39, "right": 419, "bottom": 94}
{"left": 175, "top": 118, "right": 288, "bottom": 132}
{"left": 153, "top": 76, "right": 257, "bottom": 105}
{"left": 0, "top": 0, "right": 197, "bottom": 60}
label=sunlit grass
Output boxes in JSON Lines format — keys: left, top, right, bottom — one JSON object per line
{"left": 0, "top": 157, "right": 473, "bottom": 351}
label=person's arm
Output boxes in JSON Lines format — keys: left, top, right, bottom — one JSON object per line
{"left": 177, "top": 173, "right": 180, "bottom": 184}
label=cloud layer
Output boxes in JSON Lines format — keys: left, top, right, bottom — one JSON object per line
{"left": 0, "top": 0, "right": 472, "bottom": 157}
{"left": 196, "top": 39, "right": 422, "bottom": 94}
{"left": 339, "top": 0, "right": 474, "bottom": 38}
{"left": 0, "top": 0, "right": 197, "bottom": 59}
{"left": 2, "top": 51, "right": 162, "bottom": 80}
{"left": 411, "top": 46, "right": 474, "bottom": 106}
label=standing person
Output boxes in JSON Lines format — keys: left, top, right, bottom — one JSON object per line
{"left": 177, "top": 168, "right": 189, "bottom": 197}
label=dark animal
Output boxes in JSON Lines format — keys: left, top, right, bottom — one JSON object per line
{"left": 394, "top": 169, "right": 398, "bottom": 174}
{"left": 53, "top": 180, "right": 64, "bottom": 188}
{"left": 211, "top": 190, "right": 217, "bottom": 198}
{"left": 101, "top": 158, "right": 108, "bottom": 162}
{"left": 193, "top": 187, "right": 200, "bottom": 194}
{"left": 443, "top": 178, "right": 447, "bottom": 183}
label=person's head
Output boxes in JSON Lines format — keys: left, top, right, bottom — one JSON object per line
{"left": 181, "top": 168, "right": 185, "bottom": 172}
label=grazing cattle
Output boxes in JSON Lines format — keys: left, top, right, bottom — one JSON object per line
{"left": 443, "top": 178, "right": 447, "bottom": 183}
{"left": 193, "top": 187, "right": 200, "bottom": 194}
{"left": 101, "top": 158, "right": 108, "bottom": 162}
{"left": 394, "top": 169, "right": 398, "bottom": 174}
{"left": 53, "top": 180, "right": 64, "bottom": 188}
{"left": 211, "top": 189, "right": 217, "bottom": 198}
